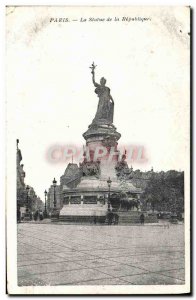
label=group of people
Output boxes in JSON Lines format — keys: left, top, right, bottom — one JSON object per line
{"left": 106, "top": 212, "right": 119, "bottom": 225}
{"left": 17, "top": 209, "right": 45, "bottom": 222}
{"left": 93, "top": 213, "right": 145, "bottom": 225}
{"left": 32, "top": 210, "right": 44, "bottom": 221}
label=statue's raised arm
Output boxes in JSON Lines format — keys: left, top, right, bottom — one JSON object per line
{"left": 90, "top": 62, "right": 99, "bottom": 87}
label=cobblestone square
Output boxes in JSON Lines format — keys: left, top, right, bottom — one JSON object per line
{"left": 17, "top": 223, "right": 185, "bottom": 286}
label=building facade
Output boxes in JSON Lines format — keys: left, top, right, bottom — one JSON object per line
{"left": 17, "top": 139, "right": 44, "bottom": 221}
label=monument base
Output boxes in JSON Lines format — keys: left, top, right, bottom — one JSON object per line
{"left": 59, "top": 204, "right": 108, "bottom": 223}
{"left": 58, "top": 203, "right": 158, "bottom": 224}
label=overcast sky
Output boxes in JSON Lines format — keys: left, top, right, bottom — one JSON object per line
{"left": 6, "top": 6, "right": 190, "bottom": 200}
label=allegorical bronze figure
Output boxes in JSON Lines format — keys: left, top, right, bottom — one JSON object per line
{"left": 90, "top": 62, "right": 114, "bottom": 124}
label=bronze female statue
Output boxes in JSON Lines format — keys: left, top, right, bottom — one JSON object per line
{"left": 90, "top": 63, "right": 114, "bottom": 124}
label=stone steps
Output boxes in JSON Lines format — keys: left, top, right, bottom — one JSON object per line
{"left": 118, "top": 213, "right": 158, "bottom": 224}
{"left": 56, "top": 213, "right": 157, "bottom": 224}
{"left": 58, "top": 215, "right": 106, "bottom": 223}
{"left": 118, "top": 217, "right": 157, "bottom": 224}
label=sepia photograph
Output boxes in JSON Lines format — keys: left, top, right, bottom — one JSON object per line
{"left": 6, "top": 6, "right": 191, "bottom": 295}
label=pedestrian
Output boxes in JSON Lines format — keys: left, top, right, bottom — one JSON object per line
{"left": 113, "top": 213, "right": 118, "bottom": 225}
{"left": 108, "top": 212, "right": 113, "bottom": 225}
{"left": 39, "top": 211, "right": 43, "bottom": 221}
{"left": 140, "top": 213, "right": 145, "bottom": 225}
{"left": 115, "top": 214, "right": 119, "bottom": 225}
{"left": 34, "top": 210, "right": 38, "bottom": 221}
{"left": 17, "top": 208, "right": 21, "bottom": 223}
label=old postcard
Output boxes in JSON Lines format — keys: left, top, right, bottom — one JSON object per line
{"left": 6, "top": 6, "right": 191, "bottom": 294}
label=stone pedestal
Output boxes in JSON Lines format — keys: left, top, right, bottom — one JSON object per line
{"left": 83, "top": 122, "right": 121, "bottom": 180}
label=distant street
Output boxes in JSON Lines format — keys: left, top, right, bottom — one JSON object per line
{"left": 17, "top": 223, "right": 185, "bottom": 286}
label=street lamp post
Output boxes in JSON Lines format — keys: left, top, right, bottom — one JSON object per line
{"left": 53, "top": 178, "right": 57, "bottom": 209}
{"left": 51, "top": 178, "right": 59, "bottom": 220}
{"left": 107, "top": 177, "right": 112, "bottom": 211}
{"left": 44, "top": 190, "right": 47, "bottom": 217}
